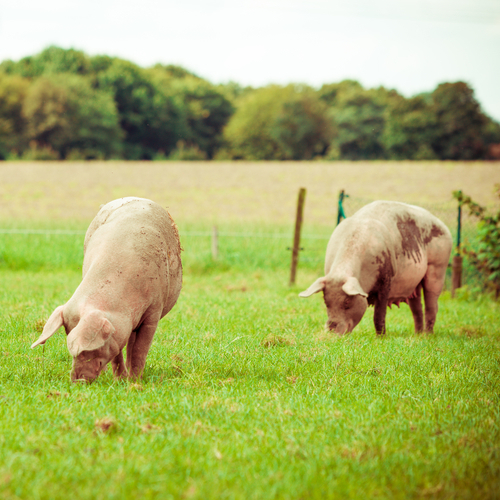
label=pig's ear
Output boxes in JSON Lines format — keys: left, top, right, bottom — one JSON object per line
{"left": 299, "top": 277, "right": 326, "bottom": 297}
{"left": 67, "top": 318, "right": 115, "bottom": 357}
{"left": 31, "top": 305, "right": 65, "bottom": 348}
{"left": 342, "top": 277, "right": 368, "bottom": 297}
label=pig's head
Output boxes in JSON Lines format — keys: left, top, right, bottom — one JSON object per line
{"left": 66, "top": 310, "right": 119, "bottom": 382}
{"left": 31, "top": 307, "right": 119, "bottom": 383}
{"left": 299, "top": 276, "right": 368, "bottom": 334}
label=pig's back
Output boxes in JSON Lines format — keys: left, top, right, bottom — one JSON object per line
{"left": 84, "top": 197, "right": 182, "bottom": 316}
{"left": 352, "top": 200, "right": 452, "bottom": 281}
{"left": 353, "top": 200, "right": 448, "bottom": 237}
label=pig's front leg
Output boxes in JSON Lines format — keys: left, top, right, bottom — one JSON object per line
{"left": 127, "top": 319, "right": 159, "bottom": 379}
{"left": 373, "top": 287, "right": 389, "bottom": 335}
{"left": 125, "top": 330, "right": 137, "bottom": 375}
{"left": 111, "top": 350, "right": 128, "bottom": 378}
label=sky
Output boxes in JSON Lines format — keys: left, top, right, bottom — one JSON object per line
{"left": 1, "top": 0, "right": 500, "bottom": 120}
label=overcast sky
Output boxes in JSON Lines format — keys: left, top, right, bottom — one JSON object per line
{"left": 1, "top": 0, "right": 499, "bottom": 120}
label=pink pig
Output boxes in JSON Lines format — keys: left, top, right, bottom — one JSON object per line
{"left": 300, "top": 201, "right": 452, "bottom": 334}
{"left": 31, "top": 197, "right": 182, "bottom": 382}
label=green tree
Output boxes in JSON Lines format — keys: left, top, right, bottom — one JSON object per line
{"left": 23, "top": 73, "right": 123, "bottom": 159}
{"left": 0, "top": 73, "right": 29, "bottom": 158}
{"left": 152, "top": 64, "right": 200, "bottom": 80}
{"left": 0, "top": 46, "right": 91, "bottom": 78}
{"left": 1, "top": 48, "right": 234, "bottom": 160}
{"left": 431, "top": 82, "right": 488, "bottom": 160}
{"left": 318, "top": 80, "right": 363, "bottom": 107}
{"left": 216, "top": 81, "right": 254, "bottom": 107}
{"left": 482, "top": 118, "right": 500, "bottom": 147}
{"left": 223, "top": 85, "right": 286, "bottom": 160}
{"left": 147, "top": 65, "right": 234, "bottom": 159}
{"left": 270, "top": 91, "right": 333, "bottom": 159}
{"left": 223, "top": 85, "right": 332, "bottom": 160}
{"left": 88, "top": 55, "right": 117, "bottom": 78}
{"left": 382, "top": 94, "right": 437, "bottom": 160}
{"left": 322, "top": 84, "right": 398, "bottom": 160}
{"left": 170, "top": 75, "right": 234, "bottom": 158}
{"left": 96, "top": 59, "right": 158, "bottom": 159}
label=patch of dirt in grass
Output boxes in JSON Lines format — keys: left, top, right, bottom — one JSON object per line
{"left": 141, "top": 423, "right": 161, "bottom": 433}
{"left": 46, "top": 390, "right": 68, "bottom": 399}
{"left": 202, "top": 397, "right": 219, "bottom": 410}
{"left": 32, "top": 318, "right": 45, "bottom": 333}
{"left": 224, "top": 284, "right": 248, "bottom": 292}
{"left": 261, "top": 334, "right": 296, "bottom": 347}
{"left": 94, "top": 417, "right": 117, "bottom": 434}
{"left": 128, "top": 383, "right": 144, "bottom": 392}
{"left": 218, "top": 377, "right": 234, "bottom": 386}
{"left": 457, "top": 325, "right": 487, "bottom": 337}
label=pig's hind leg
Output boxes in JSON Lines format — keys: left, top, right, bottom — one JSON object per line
{"left": 422, "top": 263, "right": 447, "bottom": 333}
{"left": 408, "top": 282, "right": 424, "bottom": 332}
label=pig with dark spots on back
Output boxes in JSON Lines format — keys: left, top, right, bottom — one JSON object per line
{"left": 300, "top": 201, "right": 452, "bottom": 335}
{"left": 31, "top": 197, "right": 182, "bottom": 382}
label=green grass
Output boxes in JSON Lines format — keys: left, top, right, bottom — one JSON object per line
{"left": 0, "top": 227, "right": 499, "bottom": 499}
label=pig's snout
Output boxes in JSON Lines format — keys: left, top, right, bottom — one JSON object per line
{"left": 72, "top": 377, "right": 90, "bottom": 384}
{"left": 71, "top": 357, "right": 103, "bottom": 383}
{"left": 326, "top": 320, "right": 352, "bottom": 335}
{"left": 71, "top": 370, "right": 97, "bottom": 383}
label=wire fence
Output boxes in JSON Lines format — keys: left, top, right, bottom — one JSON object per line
{"left": 0, "top": 192, "right": 487, "bottom": 291}
{"left": 0, "top": 228, "right": 328, "bottom": 239}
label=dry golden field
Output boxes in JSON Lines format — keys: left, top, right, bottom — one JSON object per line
{"left": 0, "top": 161, "right": 499, "bottom": 226}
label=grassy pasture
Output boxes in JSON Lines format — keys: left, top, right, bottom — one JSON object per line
{"left": 0, "top": 161, "right": 499, "bottom": 499}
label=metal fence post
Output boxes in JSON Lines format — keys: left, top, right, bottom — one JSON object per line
{"left": 290, "top": 188, "right": 306, "bottom": 285}
{"left": 337, "top": 189, "right": 348, "bottom": 225}
{"left": 451, "top": 196, "right": 463, "bottom": 297}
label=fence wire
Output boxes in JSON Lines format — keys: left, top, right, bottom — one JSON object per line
{"left": 0, "top": 195, "right": 488, "bottom": 290}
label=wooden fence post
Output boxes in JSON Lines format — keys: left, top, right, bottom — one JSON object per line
{"left": 451, "top": 255, "right": 463, "bottom": 297}
{"left": 212, "top": 225, "right": 219, "bottom": 260}
{"left": 290, "top": 188, "right": 306, "bottom": 285}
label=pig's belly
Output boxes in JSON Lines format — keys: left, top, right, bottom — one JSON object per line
{"left": 388, "top": 257, "right": 428, "bottom": 299}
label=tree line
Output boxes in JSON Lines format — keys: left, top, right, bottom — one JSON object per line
{"left": 1, "top": 46, "right": 499, "bottom": 161}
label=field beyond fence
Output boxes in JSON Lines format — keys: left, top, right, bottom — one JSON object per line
{"left": 1, "top": 161, "right": 500, "bottom": 223}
